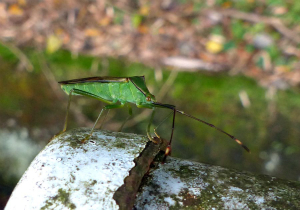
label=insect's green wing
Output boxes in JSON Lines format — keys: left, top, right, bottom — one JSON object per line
{"left": 129, "top": 76, "right": 149, "bottom": 95}
{"left": 58, "top": 76, "right": 155, "bottom": 106}
{"left": 58, "top": 77, "right": 128, "bottom": 84}
{"left": 58, "top": 77, "right": 129, "bottom": 103}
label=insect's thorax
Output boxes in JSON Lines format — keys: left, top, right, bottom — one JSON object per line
{"left": 61, "top": 81, "right": 149, "bottom": 105}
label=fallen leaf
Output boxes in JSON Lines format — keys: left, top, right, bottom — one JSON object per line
{"left": 46, "top": 34, "right": 62, "bottom": 54}
{"left": 85, "top": 28, "right": 100, "bottom": 37}
{"left": 99, "top": 16, "right": 111, "bottom": 26}
{"left": 132, "top": 14, "right": 143, "bottom": 28}
{"left": 138, "top": 25, "right": 148, "bottom": 34}
{"left": 139, "top": 5, "right": 149, "bottom": 16}
{"left": 206, "top": 41, "right": 223, "bottom": 54}
{"left": 8, "top": 4, "right": 23, "bottom": 16}
{"left": 18, "top": 0, "right": 26, "bottom": 6}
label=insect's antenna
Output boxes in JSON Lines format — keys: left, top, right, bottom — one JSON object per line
{"left": 176, "top": 110, "right": 250, "bottom": 153}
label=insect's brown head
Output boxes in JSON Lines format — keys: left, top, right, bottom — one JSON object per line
{"left": 146, "top": 93, "right": 156, "bottom": 102}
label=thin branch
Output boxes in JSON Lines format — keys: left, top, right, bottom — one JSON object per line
{"left": 217, "top": 9, "right": 300, "bottom": 44}
{"left": 38, "top": 54, "right": 94, "bottom": 127}
{"left": 162, "top": 56, "right": 229, "bottom": 72}
{"left": 0, "top": 40, "right": 33, "bottom": 72}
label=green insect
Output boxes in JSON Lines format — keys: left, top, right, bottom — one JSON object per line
{"left": 58, "top": 76, "right": 249, "bottom": 159}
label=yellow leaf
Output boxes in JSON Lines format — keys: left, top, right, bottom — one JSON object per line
{"left": 275, "top": 65, "right": 290, "bottom": 73}
{"left": 8, "top": 4, "right": 23, "bottom": 16}
{"left": 54, "top": 29, "right": 70, "bottom": 44}
{"left": 206, "top": 34, "right": 225, "bottom": 54}
{"left": 206, "top": 41, "right": 223, "bottom": 54}
{"left": 222, "top": 1, "right": 232, "bottom": 8}
{"left": 18, "top": 0, "right": 26, "bottom": 6}
{"left": 85, "top": 28, "right": 100, "bottom": 37}
{"left": 99, "top": 16, "right": 111, "bottom": 26}
{"left": 55, "top": 28, "right": 64, "bottom": 35}
{"left": 138, "top": 25, "right": 148, "bottom": 34}
{"left": 139, "top": 5, "right": 149, "bottom": 16}
{"left": 132, "top": 14, "right": 142, "bottom": 28}
{"left": 46, "top": 35, "right": 62, "bottom": 54}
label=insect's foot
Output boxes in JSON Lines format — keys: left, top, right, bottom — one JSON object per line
{"left": 161, "top": 145, "right": 171, "bottom": 163}
{"left": 48, "top": 136, "right": 55, "bottom": 142}
{"left": 151, "top": 136, "right": 161, "bottom": 144}
{"left": 49, "top": 131, "right": 65, "bottom": 142}
{"left": 162, "top": 155, "right": 167, "bottom": 164}
{"left": 80, "top": 135, "right": 91, "bottom": 144}
{"left": 80, "top": 139, "right": 87, "bottom": 144}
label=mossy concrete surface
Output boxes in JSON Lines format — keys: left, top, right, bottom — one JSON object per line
{"left": 5, "top": 128, "right": 151, "bottom": 210}
{"left": 135, "top": 157, "right": 300, "bottom": 209}
{"left": 5, "top": 128, "right": 300, "bottom": 209}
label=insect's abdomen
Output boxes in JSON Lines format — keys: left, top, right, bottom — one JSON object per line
{"left": 116, "top": 82, "right": 146, "bottom": 104}
{"left": 61, "top": 82, "right": 146, "bottom": 104}
{"left": 107, "top": 82, "right": 147, "bottom": 104}
{"left": 61, "top": 83, "right": 115, "bottom": 102}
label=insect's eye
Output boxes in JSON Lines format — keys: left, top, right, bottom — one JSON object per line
{"left": 146, "top": 96, "right": 151, "bottom": 101}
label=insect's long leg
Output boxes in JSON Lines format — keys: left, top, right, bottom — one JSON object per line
{"left": 153, "top": 111, "right": 173, "bottom": 138}
{"left": 81, "top": 103, "right": 125, "bottom": 143}
{"left": 81, "top": 108, "right": 106, "bottom": 143}
{"left": 50, "top": 89, "right": 75, "bottom": 141}
{"left": 162, "top": 109, "right": 176, "bottom": 162}
{"left": 99, "top": 110, "right": 110, "bottom": 130}
{"left": 118, "top": 104, "right": 132, "bottom": 132}
{"left": 63, "top": 88, "right": 75, "bottom": 133}
{"left": 147, "top": 108, "right": 160, "bottom": 143}
{"left": 176, "top": 110, "right": 250, "bottom": 152}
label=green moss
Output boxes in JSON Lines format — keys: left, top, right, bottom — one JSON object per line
{"left": 40, "top": 200, "right": 54, "bottom": 210}
{"left": 83, "top": 179, "right": 97, "bottom": 188}
{"left": 41, "top": 188, "right": 76, "bottom": 210}
{"left": 113, "top": 141, "right": 127, "bottom": 149}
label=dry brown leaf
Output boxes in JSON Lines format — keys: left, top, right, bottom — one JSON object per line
{"left": 85, "top": 28, "right": 100, "bottom": 37}
{"left": 8, "top": 4, "right": 24, "bottom": 16}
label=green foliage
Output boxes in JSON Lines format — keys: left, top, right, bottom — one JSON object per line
{"left": 0, "top": 43, "right": 19, "bottom": 63}
{"left": 113, "top": 10, "right": 124, "bottom": 25}
{"left": 193, "top": 2, "right": 204, "bottom": 11}
{"left": 231, "top": 20, "right": 246, "bottom": 41}
{"left": 256, "top": 56, "right": 264, "bottom": 69}
{"left": 211, "top": 26, "right": 223, "bottom": 35}
{"left": 132, "top": 14, "right": 143, "bottom": 28}
{"left": 206, "top": 0, "right": 300, "bottom": 68}
{"left": 266, "top": 45, "right": 281, "bottom": 61}
{"left": 248, "top": 23, "right": 266, "bottom": 35}
{"left": 191, "top": 18, "right": 200, "bottom": 25}
{"left": 223, "top": 40, "right": 236, "bottom": 51}
{"left": 46, "top": 35, "right": 62, "bottom": 54}
{"left": 267, "top": 0, "right": 284, "bottom": 6}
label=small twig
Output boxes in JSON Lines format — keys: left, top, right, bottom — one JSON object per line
{"left": 0, "top": 40, "right": 33, "bottom": 72}
{"left": 105, "top": 1, "right": 135, "bottom": 15}
{"left": 162, "top": 56, "right": 229, "bottom": 72}
{"left": 159, "top": 7, "right": 300, "bottom": 43}
{"left": 38, "top": 53, "right": 64, "bottom": 100}
{"left": 38, "top": 53, "right": 94, "bottom": 127}
{"left": 180, "top": 9, "right": 300, "bottom": 44}
{"left": 156, "top": 70, "right": 178, "bottom": 100}
{"left": 218, "top": 9, "right": 300, "bottom": 44}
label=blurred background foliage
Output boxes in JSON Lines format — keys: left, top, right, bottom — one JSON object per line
{"left": 1, "top": 0, "right": 300, "bottom": 207}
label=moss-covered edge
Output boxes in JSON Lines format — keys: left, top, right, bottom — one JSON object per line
{"left": 135, "top": 157, "right": 300, "bottom": 209}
